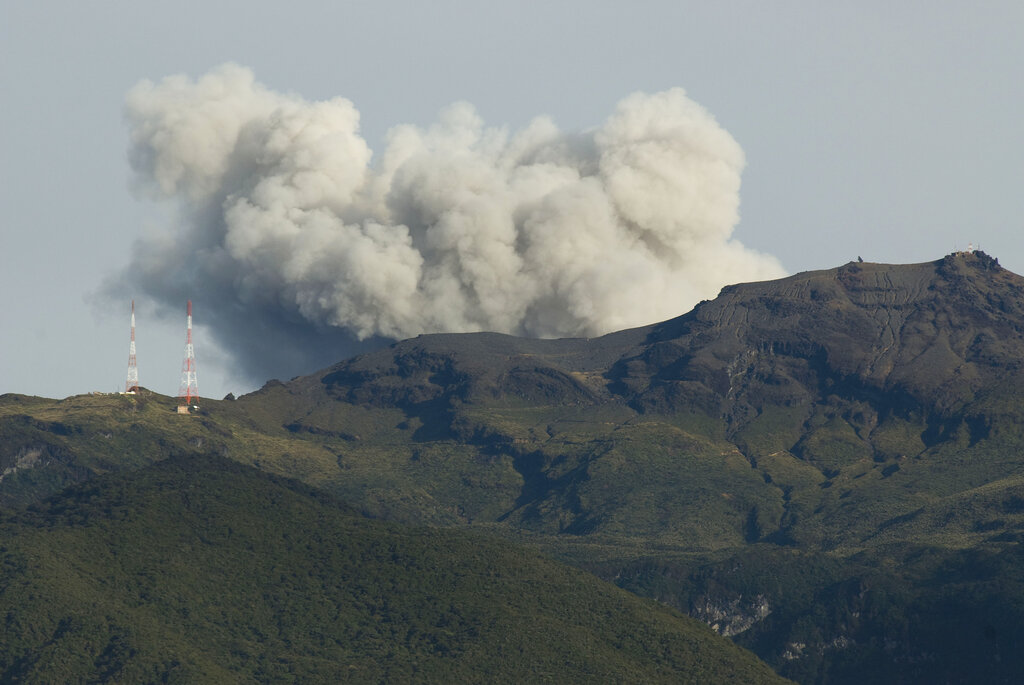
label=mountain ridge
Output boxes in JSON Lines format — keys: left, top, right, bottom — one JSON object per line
{"left": 288, "top": 251, "right": 1022, "bottom": 420}
{"left": 5, "top": 251, "right": 1024, "bottom": 683}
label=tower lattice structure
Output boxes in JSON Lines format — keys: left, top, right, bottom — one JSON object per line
{"left": 178, "top": 300, "right": 199, "bottom": 408}
{"left": 125, "top": 300, "right": 139, "bottom": 393}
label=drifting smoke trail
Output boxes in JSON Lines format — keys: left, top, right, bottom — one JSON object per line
{"left": 116, "top": 64, "right": 785, "bottom": 385}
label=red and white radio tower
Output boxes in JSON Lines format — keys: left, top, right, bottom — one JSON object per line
{"left": 125, "top": 300, "right": 139, "bottom": 393}
{"left": 177, "top": 300, "right": 199, "bottom": 410}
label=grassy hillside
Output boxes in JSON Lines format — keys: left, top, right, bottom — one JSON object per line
{"left": 6, "top": 252, "right": 1024, "bottom": 682}
{"left": 0, "top": 453, "right": 788, "bottom": 684}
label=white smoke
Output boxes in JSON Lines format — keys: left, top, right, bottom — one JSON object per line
{"left": 119, "top": 64, "right": 784, "bottom": 382}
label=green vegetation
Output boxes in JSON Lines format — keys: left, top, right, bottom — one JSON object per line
{"left": 5, "top": 252, "right": 1024, "bottom": 682}
{"left": 0, "top": 454, "right": 786, "bottom": 683}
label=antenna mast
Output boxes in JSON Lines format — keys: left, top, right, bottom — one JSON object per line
{"left": 125, "top": 300, "right": 139, "bottom": 393}
{"left": 177, "top": 300, "right": 199, "bottom": 411}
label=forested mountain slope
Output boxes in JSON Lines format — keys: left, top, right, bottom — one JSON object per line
{"left": 4, "top": 251, "right": 1024, "bottom": 682}
{"left": 0, "top": 454, "right": 787, "bottom": 683}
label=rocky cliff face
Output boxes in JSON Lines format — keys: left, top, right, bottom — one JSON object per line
{"left": 694, "top": 593, "right": 773, "bottom": 637}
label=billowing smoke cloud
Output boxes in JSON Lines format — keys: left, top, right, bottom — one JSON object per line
{"left": 116, "top": 64, "right": 785, "bottom": 386}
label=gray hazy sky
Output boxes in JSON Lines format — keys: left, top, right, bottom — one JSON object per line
{"left": 2, "top": 1, "right": 1022, "bottom": 400}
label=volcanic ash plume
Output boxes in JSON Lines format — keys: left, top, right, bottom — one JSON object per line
{"left": 120, "top": 64, "right": 785, "bottom": 382}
